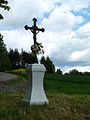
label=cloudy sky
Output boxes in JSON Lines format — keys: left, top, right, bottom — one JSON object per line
{"left": 0, "top": 0, "right": 90, "bottom": 73}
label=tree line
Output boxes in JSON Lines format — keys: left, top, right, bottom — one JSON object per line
{"left": 65, "top": 69, "right": 90, "bottom": 76}
{"left": 8, "top": 48, "right": 62, "bottom": 74}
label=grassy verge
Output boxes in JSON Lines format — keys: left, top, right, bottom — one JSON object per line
{"left": 0, "top": 93, "right": 90, "bottom": 120}
{"left": 0, "top": 69, "right": 90, "bottom": 120}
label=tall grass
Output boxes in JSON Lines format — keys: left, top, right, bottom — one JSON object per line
{"left": 0, "top": 93, "right": 90, "bottom": 120}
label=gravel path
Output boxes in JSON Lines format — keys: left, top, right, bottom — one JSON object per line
{"left": 0, "top": 72, "right": 24, "bottom": 93}
{"left": 0, "top": 72, "right": 18, "bottom": 82}
{"left": 0, "top": 83, "right": 24, "bottom": 93}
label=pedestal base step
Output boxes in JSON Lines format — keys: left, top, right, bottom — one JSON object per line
{"left": 23, "top": 98, "right": 49, "bottom": 105}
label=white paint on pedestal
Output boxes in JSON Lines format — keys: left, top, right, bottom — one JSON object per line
{"left": 23, "top": 64, "right": 49, "bottom": 105}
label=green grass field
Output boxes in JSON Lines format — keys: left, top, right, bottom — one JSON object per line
{"left": 44, "top": 74, "right": 90, "bottom": 95}
{"left": 0, "top": 69, "right": 90, "bottom": 120}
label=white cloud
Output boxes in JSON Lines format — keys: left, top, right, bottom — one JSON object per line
{"left": 1, "top": 29, "right": 33, "bottom": 52}
{"left": 0, "top": 0, "right": 60, "bottom": 29}
{"left": 42, "top": 6, "right": 84, "bottom": 32}
{"left": 2, "top": 22, "right": 90, "bottom": 68}
{"left": 60, "top": 0, "right": 90, "bottom": 12}
{"left": 0, "top": 0, "right": 90, "bottom": 73}
{"left": 76, "top": 22, "right": 90, "bottom": 38}
{"left": 68, "top": 49, "right": 89, "bottom": 61}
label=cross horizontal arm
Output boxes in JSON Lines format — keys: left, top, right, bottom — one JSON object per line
{"left": 24, "top": 25, "right": 33, "bottom": 30}
{"left": 37, "top": 28, "right": 45, "bottom": 32}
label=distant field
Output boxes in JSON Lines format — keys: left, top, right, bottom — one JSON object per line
{"left": 44, "top": 74, "right": 90, "bottom": 95}
{"left": 7, "top": 69, "right": 90, "bottom": 95}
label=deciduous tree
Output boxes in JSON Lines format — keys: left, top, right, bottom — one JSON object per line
{"left": 0, "top": 0, "right": 10, "bottom": 20}
{"left": 20, "top": 49, "right": 36, "bottom": 68}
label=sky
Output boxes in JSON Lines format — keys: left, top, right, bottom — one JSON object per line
{"left": 0, "top": 0, "right": 90, "bottom": 73}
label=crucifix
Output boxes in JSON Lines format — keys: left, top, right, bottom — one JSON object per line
{"left": 24, "top": 18, "right": 45, "bottom": 63}
{"left": 23, "top": 18, "right": 49, "bottom": 105}
{"left": 24, "top": 18, "right": 45, "bottom": 45}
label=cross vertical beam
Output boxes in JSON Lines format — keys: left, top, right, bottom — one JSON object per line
{"left": 33, "top": 18, "right": 37, "bottom": 44}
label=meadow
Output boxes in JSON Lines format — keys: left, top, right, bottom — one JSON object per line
{"left": 44, "top": 73, "right": 90, "bottom": 95}
{"left": 0, "top": 69, "right": 90, "bottom": 120}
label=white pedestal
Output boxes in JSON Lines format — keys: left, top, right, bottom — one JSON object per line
{"left": 23, "top": 64, "right": 49, "bottom": 105}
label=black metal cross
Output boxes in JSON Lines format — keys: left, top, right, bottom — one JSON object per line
{"left": 24, "top": 18, "right": 45, "bottom": 44}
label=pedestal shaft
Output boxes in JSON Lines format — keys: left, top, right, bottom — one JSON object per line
{"left": 23, "top": 64, "right": 49, "bottom": 105}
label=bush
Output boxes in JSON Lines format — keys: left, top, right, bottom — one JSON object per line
{"left": 8, "top": 68, "right": 27, "bottom": 78}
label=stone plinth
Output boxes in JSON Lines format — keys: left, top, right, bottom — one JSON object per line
{"left": 23, "top": 64, "right": 49, "bottom": 105}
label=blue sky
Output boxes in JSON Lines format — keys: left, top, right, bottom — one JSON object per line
{"left": 0, "top": 0, "right": 90, "bottom": 73}
{"left": 72, "top": 8, "right": 90, "bottom": 30}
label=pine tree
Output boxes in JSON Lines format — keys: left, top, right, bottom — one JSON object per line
{"left": 56, "top": 68, "right": 62, "bottom": 75}
{"left": 0, "top": 0, "right": 11, "bottom": 71}
{"left": 45, "top": 56, "right": 55, "bottom": 73}
{"left": 40, "top": 56, "right": 46, "bottom": 67}
{"left": 8, "top": 49, "right": 20, "bottom": 69}
{"left": 40, "top": 56, "right": 55, "bottom": 73}
{"left": 0, "top": 34, "right": 11, "bottom": 71}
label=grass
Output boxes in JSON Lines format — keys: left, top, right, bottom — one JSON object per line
{"left": 0, "top": 69, "right": 90, "bottom": 120}
{"left": 44, "top": 74, "right": 90, "bottom": 95}
{"left": 0, "top": 93, "right": 90, "bottom": 120}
